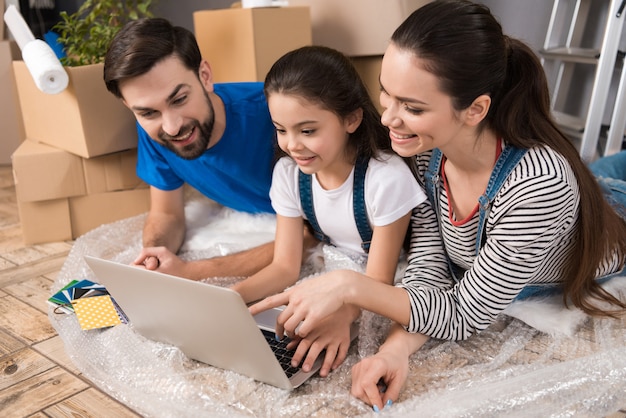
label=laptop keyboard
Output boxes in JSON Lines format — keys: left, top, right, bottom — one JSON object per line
{"left": 261, "top": 329, "right": 301, "bottom": 378}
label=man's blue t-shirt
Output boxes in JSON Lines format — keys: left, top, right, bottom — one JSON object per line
{"left": 136, "top": 82, "right": 275, "bottom": 214}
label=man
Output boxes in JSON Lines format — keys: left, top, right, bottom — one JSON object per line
{"left": 104, "top": 17, "right": 278, "bottom": 278}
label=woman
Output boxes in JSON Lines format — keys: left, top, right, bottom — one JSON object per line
{"left": 250, "top": 0, "right": 626, "bottom": 411}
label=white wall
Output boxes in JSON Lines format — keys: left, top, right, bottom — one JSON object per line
{"left": 480, "top": 0, "right": 552, "bottom": 52}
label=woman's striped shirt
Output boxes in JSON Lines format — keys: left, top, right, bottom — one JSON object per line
{"left": 397, "top": 145, "right": 623, "bottom": 340}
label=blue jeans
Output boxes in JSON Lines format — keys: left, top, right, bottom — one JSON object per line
{"left": 589, "top": 150, "right": 626, "bottom": 220}
{"left": 515, "top": 267, "right": 626, "bottom": 300}
{"left": 515, "top": 151, "right": 626, "bottom": 300}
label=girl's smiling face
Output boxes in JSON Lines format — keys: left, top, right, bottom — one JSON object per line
{"left": 379, "top": 43, "right": 465, "bottom": 158}
{"left": 268, "top": 93, "right": 361, "bottom": 188}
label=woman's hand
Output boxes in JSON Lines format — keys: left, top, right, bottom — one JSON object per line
{"left": 250, "top": 270, "right": 355, "bottom": 338}
{"left": 350, "top": 346, "right": 409, "bottom": 411}
{"left": 351, "top": 324, "right": 429, "bottom": 412}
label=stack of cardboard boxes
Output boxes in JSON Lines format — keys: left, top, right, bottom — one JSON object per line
{"left": 9, "top": 42, "right": 149, "bottom": 244}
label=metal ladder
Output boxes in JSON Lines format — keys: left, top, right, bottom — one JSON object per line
{"left": 540, "top": 0, "right": 626, "bottom": 162}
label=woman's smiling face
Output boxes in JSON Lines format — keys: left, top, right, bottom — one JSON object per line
{"left": 379, "top": 43, "right": 464, "bottom": 158}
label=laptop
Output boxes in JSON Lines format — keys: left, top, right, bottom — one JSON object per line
{"left": 84, "top": 255, "right": 357, "bottom": 390}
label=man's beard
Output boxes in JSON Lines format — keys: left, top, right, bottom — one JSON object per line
{"left": 158, "top": 92, "right": 215, "bottom": 160}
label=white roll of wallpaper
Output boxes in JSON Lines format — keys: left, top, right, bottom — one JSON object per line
{"left": 21, "top": 39, "right": 69, "bottom": 94}
{"left": 3, "top": 5, "right": 35, "bottom": 50}
{"left": 4, "top": 5, "right": 69, "bottom": 94}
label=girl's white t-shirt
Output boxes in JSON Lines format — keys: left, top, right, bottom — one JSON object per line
{"left": 270, "top": 152, "right": 426, "bottom": 254}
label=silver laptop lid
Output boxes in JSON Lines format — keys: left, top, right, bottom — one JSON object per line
{"left": 83, "top": 255, "right": 321, "bottom": 390}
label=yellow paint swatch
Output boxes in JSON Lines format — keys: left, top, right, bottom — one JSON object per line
{"left": 73, "top": 295, "right": 122, "bottom": 330}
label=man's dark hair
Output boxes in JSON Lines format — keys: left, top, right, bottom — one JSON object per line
{"left": 104, "top": 17, "right": 202, "bottom": 99}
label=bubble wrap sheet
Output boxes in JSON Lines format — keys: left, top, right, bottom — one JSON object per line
{"left": 49, "top": 197, "right": 626, "bottom": 417}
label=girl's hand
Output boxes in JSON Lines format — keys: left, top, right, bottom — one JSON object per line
{"left": 350, "top": 347, "right": 409, "bottom": 411}
{"left": 287, "top": 305, "right": 357, "bottom": 377}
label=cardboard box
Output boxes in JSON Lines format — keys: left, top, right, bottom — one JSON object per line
{"left": 352, "top": 56, "right": 384, "bottom": 114}
{"left": 17, "top": 188, "right": 150, "bottom": 245}
{"left": 12, "top": 139, "right": 145, "bottom": 202}
{"left": 288, "top": 0, "right": 431, "bottom": 56}
{"left": 18, "top": 198, "right": 73, "bottom": 244}
{"left": 82, "top": 148, "right": 145, "bottom": 194}
{"left": 69, "top": 188, "right": 150, "bottom": 238}
{"left": 193, "top": 6, "right": 312, "bottom": 82}
{"left": 0, "top": 40, "right": 24, "bottom": 164}
{"left": 13, "top": 138, "right": 149, "bottom": 244}
{"left": 12, "top": 139, "right": 86, "bottom": 202}
{"left": 12, "top": 61, "right": 138, "bottom": 158}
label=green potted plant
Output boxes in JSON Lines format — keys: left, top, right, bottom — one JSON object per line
{"left": 12, "top": 0, "right": 155, "bottom": 158}
{"left": 54, "top": 0, "right": 154, "bottom": 66}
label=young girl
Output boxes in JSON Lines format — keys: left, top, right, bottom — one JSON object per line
{"left": 232, "top": 45, "right": 426, "bottom": 376}
{"left": 250, "top": 0, "right": 626, "bottom": 410}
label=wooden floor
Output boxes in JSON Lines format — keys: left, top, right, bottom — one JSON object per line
{"left": 0, "top": 164, "right": 141, "bottom": 418}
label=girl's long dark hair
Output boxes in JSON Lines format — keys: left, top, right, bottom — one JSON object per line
{"left": 264, "top": 45, "right": 394, "bottom": 165}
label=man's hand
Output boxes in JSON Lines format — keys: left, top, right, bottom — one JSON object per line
{"left": 133, "top": 246, "right": 189, "bottom": 276}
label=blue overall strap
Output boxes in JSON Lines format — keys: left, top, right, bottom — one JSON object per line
{"left": 298, "top": 170, "right": 332, "bottom": 245}
{"left": 424, "top": 148, "right": 464, "bottom": 279}
{"left": 424, "top": 149, "right": 443, "bottom": 211}
{"left": 353, "top": 157, "right": 373, "bottom": 253}
{"left": 474, "top": 146, "right": 527, "bottom": 254}
{"left": 298, "top": 158, "right": 372, "bottom": 251}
